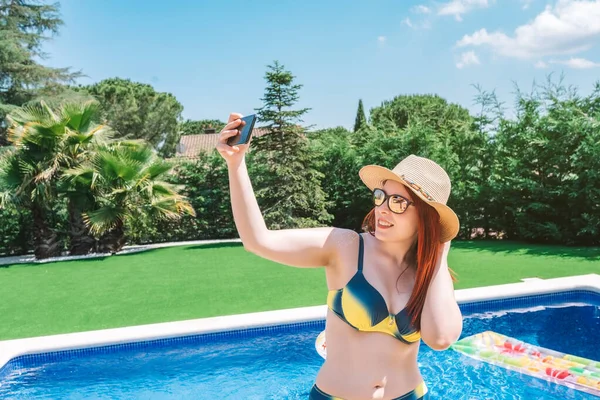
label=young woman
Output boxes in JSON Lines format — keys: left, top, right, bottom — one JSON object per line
{"left": 217, "top": 113, "right": 463, "bottom": 400}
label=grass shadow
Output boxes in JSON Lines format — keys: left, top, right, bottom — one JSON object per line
{"left": 112, "top": 241, "right": 244, "bottom": 258}
{"left": 181, "top": 242, "right": 244, "bottom": 250}
{"left": 0, "top": 255, "right": 111, "bottom": 268}
{"left": 452, "top": 240, "right": 600, "bottom": 261}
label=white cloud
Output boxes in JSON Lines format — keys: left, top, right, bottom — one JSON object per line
{"left": 413, "top": 5, "right": 432, "bottom": 13}
{"left": 456, "top": 51, "right": 481, "bottom": 68}
{"left": 402, "top": 16, "right": 432, "bottom": 30}
{"left": 456, "top": 0, "right": 600, "bottom": 59}
{"left": 406, "top": 4, "right": 434, "bottom": 29}
{"left": 378, "top": 36, "right": 387, "bottom": 42}
{"left": 438, "top": 0, "right": 492, "bottom": 21}
{"left": 402, "top": 17, "right": 414, "bottom": 28}
{"left": 534, "top": 60, "right": 548, "bottom": 68}
{"left": 521, "top": 0, "right": 536, "bottom": 9}
{"left": 551, "top": 57, "right": 600, "bottom": 68}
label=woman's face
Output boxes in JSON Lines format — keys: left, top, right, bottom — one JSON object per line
{"left": 373, "top": 180, "right": 419, "bottom": 242}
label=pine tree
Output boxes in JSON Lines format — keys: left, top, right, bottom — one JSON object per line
{"left": 249, "top": 61, "right": 333, "bottom": 229}
{"left": 0, "top": 0, "right": 82, "bottom": 145}
{"left": 353, "top": 99, "right": 367, "bottom": 132}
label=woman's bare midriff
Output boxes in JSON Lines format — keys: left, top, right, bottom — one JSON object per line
{"left": 314, "top": 312, "right": 424, "bottom": 400}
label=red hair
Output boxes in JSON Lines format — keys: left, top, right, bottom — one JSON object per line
{"left": 362, "top": 190, "right": 457, "bottom": 330}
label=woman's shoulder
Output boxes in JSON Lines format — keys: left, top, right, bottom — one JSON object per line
{"left": 329, "top": 227, "right": 361, "bottom": 247}
{"left": 326, "top": 228, "right": 363, "bottom": 266}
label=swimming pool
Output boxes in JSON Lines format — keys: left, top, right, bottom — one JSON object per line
{"left": 1, "top": 276, "right": 599, "bottom": 399}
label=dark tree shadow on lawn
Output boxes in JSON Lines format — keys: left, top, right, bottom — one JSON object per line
{"left": 452, "top": 240, "right": 600, "bottom": 261}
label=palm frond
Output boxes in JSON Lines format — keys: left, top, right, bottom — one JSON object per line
{"left": 40, "top": 100, "right": 60, "bottom": 123}
{"left": 150, "top": 195, "right": 196, "bottom": 218}
{"left": 0, "top": 190, "right": 15, "bottom": 209}
{"left": 35, "top": 158, "right": 60, "bottom": 183}
{"left": 176, "top": 200, "right": 196, "bottom": 217}
{"left": 7, "top": 101, "right": 55, "bottom": 127}
{"left": 61, "top": 100, "right": 101, "bottom": 132}
{"left": 111, "top": 141, "right": 155, "bottom": 164}
{"left": 142, "top": 160, "right": 173, "bottom": 180}
{"left": 62, "top": 165, "right": 98, "bottom": 188}
{"left": 17, "top": 158, "right": 36, "bottom": 179}
{"left": 0, "top": 151, "right": 21, "bottom": 188}
{"left": 98, "top": 151, "right": 143, "bottom": 182}
{"left": 86, "top": 123, "right": 114, "bottom": 143}
{"left": 31, "top": 183, "right": 52, "bottom": 205}
{"left": 62, "top": 164, "right": 95, "bottom": 178}
{"left": 8, "top": 114, "right": 66, "bottom": 151}
{"left": 109, "top": 187, "right": 129, "bottom": 196}
{"left": 149, "top": 182, "right": 178, "bottom": 196}
{"left": 83, "top": 206, "right": 127, "bottom": 236}
{"left": 148, "top": 198, "right": 184, "bottom": 220}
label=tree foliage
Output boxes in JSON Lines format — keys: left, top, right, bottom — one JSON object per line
{"left": 490, "top": 77, "right": 600, "bottom": 244}
{"left": 0, "top": 100, "right": 193, "bottom": 258}
{"left": 3, "top": 70, "right": 599, "bottom": 255}
{"left": 0, "top": 0, "right": 82, "bottom": 145}
{"left": 75, "top": 78, "right": 184, "bottom": 157}
{"left": 353, "top": 99, "right": 367, "bottom": 132}
{"left": 179, "top": 119, "right": 226, "bottom": 135}
{"left": 249, "top": 61, "right": 333, "bottom": 229}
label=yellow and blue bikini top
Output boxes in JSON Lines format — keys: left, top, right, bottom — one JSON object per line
{"left": 327, "top": 234, "right": 421, "bottom": 344}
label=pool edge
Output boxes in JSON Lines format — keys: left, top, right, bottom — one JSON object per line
{"left": 1, "top": 273, "right": 599, "bottom": 371}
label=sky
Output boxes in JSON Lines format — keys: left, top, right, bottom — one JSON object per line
{"left": 41, "top": 0, "right": 600, "bottom": 131}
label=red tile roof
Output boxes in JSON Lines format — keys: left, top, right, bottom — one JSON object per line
{"left": 175, "top": 127, "right": 270, "bottom": 158}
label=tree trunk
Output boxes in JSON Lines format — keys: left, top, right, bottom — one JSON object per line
{"left": 96, "top": 220, "right": 126, "bottom": 254}
{"left": 16, "top": 212, "right": 32, "bottom": 255}
{"left": 31, "top": 203, "right": 61, "bottom": 259}
{"left": 0, "top": 127, "right": 8, "bottom": 147}
{"left": 67, "top": 199, "right": 96, "bottom": 255}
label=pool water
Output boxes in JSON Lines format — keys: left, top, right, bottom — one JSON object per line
{"left": 0, "top": 298, "right": 599, "bottom": 399}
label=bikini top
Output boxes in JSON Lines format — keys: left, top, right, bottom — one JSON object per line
{"left": 327, "top": 234, "right": 421, "bottom": 344}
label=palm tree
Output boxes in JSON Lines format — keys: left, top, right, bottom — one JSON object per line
{"left": 64, "top": 140, "right": 195, "bottom": 253}
{"left": 0, "top": 100, "right": 112, "bottom": 257}
{"left": 55, "top": 102, "right": 112, "bottom": 255}
{"left": 0, "top": 102, "right": 70, "bottom": 258}
{"left": 0, "top": 147, "right": 60, "bottom": 258}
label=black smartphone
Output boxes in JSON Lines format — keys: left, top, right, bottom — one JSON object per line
{"left": 227, "top": 114, "right": 256, "bottom": 146}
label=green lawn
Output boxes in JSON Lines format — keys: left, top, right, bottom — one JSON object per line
{"left": 0, "top": 241, "right": 598, "bottom": 341}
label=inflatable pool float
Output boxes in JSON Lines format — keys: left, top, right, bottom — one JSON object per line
{"left": 315, "top": 330, "right": 327, "bottom": 359}
{"left": 451, "top": 331, "right": 600, "bottom": 397}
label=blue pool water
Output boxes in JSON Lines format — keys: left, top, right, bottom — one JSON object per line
{"left": 0, "top": 291, "right": 599, "bottom": 399}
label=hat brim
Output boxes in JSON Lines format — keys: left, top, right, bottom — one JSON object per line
{"left": 359, "top": 165, "right": 460, "bottom": 243}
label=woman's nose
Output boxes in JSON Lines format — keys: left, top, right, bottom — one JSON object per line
{"left": 379, "top": 201, "right": 391, "bottom": 214}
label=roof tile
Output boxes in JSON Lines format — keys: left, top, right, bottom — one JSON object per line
{"left": 175, "top": 127, "right": 270, "bottom": 158}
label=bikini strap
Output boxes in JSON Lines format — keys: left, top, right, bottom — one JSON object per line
{"left": 357, "top": 234, "right": 364, "bottom": 271}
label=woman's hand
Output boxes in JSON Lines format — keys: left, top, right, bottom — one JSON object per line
{"left": 216, "top": 112, "right": 253, "bottom": 164}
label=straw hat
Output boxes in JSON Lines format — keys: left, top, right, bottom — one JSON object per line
{"left": 359, "top": 154, "right": 460, "bottom": 243}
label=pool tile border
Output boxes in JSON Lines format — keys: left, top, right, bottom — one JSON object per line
{"left": 0, "top": 274, "right": 599, "bottom": 380}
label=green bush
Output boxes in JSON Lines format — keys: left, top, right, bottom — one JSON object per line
{"left": 0, "top": 207, "right": 33, "bottom": 256}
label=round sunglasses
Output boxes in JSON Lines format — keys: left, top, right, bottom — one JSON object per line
{"left": 372, "top": 188, "right": 414, "bottom": 214}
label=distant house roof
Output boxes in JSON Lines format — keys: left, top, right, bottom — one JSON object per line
{"left": 175, "top": 127, "right": 270, "bottom": 158}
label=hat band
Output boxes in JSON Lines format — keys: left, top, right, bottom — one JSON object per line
{"left": 399, "top": 174, "right": 435, "bottom": 201}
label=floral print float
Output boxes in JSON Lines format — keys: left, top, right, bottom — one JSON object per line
{"left": 451, "top": 331, "right": 600, "bottom": 397}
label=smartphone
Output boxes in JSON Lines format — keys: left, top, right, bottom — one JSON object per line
{"left": 227, "top": 114, "right": 256, "bottom": 146}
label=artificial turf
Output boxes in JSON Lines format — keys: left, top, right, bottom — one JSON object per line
{"left": 0, "top": 240, "right": 598, "bottom": 340}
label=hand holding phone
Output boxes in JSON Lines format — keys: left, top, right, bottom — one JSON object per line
{"left": 227, "top": 114, "right": 256, "bottom": 146}
{"left": 217, "top": 113, "right": 256, "bottom": 164}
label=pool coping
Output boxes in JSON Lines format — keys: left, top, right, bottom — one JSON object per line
{"left": 0, "top": 273, "right": 599, "bottom": 371}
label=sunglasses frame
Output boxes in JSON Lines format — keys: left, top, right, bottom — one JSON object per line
{"left": 372, "top": 188, "right": 414, "bottom": 214}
